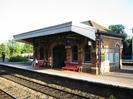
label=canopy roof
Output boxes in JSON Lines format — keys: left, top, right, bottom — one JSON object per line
{"left": 14, "top": 20, "right": 122, "bottom": 42}
{"left": 14, "top": 21, "right": 96, "bottom": 41}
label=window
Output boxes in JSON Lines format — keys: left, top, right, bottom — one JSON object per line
{"left": 115, "top": 53, "right": 119, "bottom": 63}
{"left": 108, "top": 53, "right": 116, "bottom": 63}
{"left": 72, "top": 46, "right": 78, "bottom": 62}
{"left": 84, "top": 45, "right": 91, "bottom": 62}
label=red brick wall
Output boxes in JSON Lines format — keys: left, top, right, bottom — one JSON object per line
{"left": 78, "top": 46, "right": 83, "bottom": 66}
{"left": 33, "top": 37, "right": 94, "bottom": 72}
{"left": 66, "top": 47, "right": 72, "bottom": 63}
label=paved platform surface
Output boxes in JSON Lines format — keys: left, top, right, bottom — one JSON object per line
{"left": 122, "top": 59, "right": 133, "bottom": 64}
{"left": 0, "top": 62, "right": 133, "bottom": 89}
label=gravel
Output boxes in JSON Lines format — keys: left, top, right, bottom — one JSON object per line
{"left": 0, "top": 77, "right": 55, "bottom": 99}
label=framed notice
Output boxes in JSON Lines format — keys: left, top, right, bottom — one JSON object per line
{"left": 108, "top": 53, "right": 114, "bottom": 63}
{"left": 115, "top": 53, "right": 119, "bottom": 63}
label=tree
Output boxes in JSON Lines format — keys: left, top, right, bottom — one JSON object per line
{"left": 109, "top": 25, "right": 125, "bottom": 34}
{"left": 109, "top": 25, "right": 127, "bottom": 40}
{"left": 126, "top": 38, "right": 132, "bottom": 57}
{"left": 5, "top": 45, "right": 10, "bottom": 59}
{"left": 0, "top": 43, "right": 6, "bottom": 58}
{"left": 0, "top": 40, "right": 33, "bottom": 61}
{"left": 21, "top": 43, "right": 33, "bottom": 54}
{"left": 108, "top": 24, "right": 130, "bottom": 59}
{"left": 7, "top": 40, "right": 21, "bottom": 57}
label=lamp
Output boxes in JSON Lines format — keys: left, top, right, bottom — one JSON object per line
{"left": 88, "top": 41, "right": 92, "bottom": 46}
{"left": 104, "top": 45, "right": 109, "bottom": 49}
{"left": 95, "top": 33, "right": 99, "bottom": 38}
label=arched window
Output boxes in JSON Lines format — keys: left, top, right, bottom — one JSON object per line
{"left": 72, "top": 46, "right": 78, "bottom": 62}
{"left": 84, "top": 45, "right": 91, "bottom": 62}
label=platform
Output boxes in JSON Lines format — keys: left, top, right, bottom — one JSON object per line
{"left": 0, "top": 62, "right": 133, "bottom": 89}
{"left": 122, "top": 59, "right": 133, "bottom": 65}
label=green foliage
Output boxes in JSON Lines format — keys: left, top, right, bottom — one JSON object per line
{"left": 21, "top": 43, "right": 33, "bottom": 54}
{"left": 108, "top": 24, "right": 132, "bottom": 58}
{"left": 109, "top": 24, "right": 127, "bottom": 40}
{"left": 122, "top": 38, "right": 132, "bottom": 59}
{"left": 0, "top": 40, "right": 33, "bottom": 61}
{"left": 9, "top": 56, "right": 29, "bottom": 62}
{"left": 2, "top": 45, "right": 10, "bottom": 59}
{"left": 7, "top": 40, "right": 21, "bottom": 57}
{"left": 109, "top": 25, "right": 125, "bottom": 34}
{"left": 0, "top": 43, "right": 6, "bottom": 58}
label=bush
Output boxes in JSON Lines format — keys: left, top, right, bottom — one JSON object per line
{"left": 9, "top": 56, "right": 29, "bottom": 62}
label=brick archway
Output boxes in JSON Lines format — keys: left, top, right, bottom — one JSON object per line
{"left": 53, "top": 45, "right": 66, "bottom": 68}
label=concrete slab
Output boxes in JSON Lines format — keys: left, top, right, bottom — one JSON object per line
{"left": 0, "top": 62, "right": 133, "bottom": 89}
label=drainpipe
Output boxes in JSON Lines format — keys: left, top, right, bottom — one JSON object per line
{"left": 132, "top": 38, "right": 133, "bottom": 60}
{"left": 99, "top": 33, "right": 102, "bottom": 75}
{"left": 131, "top": 28, "right": 133, "bottom": 61}
{"left": 96, "top": 30, "right": 102, "bottom": 75}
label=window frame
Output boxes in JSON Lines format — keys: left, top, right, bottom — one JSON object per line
{"left": 72, "top": 46, "right": 78, "bottom": 62}
{"left": 84, "top": 45, "right": 91, "bottom": 63}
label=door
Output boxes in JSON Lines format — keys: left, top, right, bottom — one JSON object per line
{"left": 53, "top": 45, "right": 66, "bottom": 68}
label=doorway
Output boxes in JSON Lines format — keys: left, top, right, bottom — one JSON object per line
{"left": 39, "top": 47, "right": 44, "bottom": 60}
{"left": 53, "top": 45, "right": 66, "bottom": 68}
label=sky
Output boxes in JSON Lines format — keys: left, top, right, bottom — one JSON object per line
{"left": 0, "top": 0, "right": 133, "bottom": 44}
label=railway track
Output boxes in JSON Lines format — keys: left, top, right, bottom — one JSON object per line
{"left": 0, "top": 65, "right": 133, "bottom": 99}
{"left": 0, "top": 71, "right": 94, "bottom": 99}
{"left": 0, "top": 89, "right": 16, "bottom": 99}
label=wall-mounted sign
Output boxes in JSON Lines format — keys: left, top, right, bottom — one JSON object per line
{"left": 115, "top": 53, "right": 119, "bottom": 63}
{"left": 65, "top": 39, "right": 78, "bottom": 46}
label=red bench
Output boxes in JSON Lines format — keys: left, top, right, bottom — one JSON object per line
{"left": 62, "top": 63, "right": 79, "bottom": 71}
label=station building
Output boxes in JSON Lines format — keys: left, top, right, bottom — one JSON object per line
{"left": 14, "top": 20, "right": 123, "bottom": 75}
